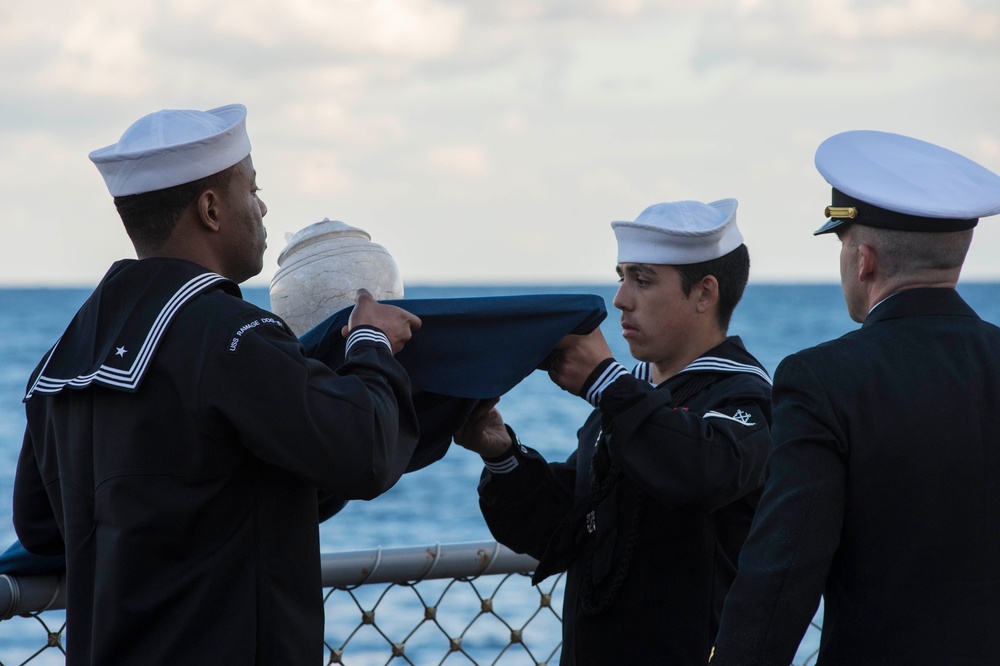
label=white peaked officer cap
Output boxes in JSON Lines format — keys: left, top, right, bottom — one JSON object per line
{"left": 814, "top": 130, "right": 1000, "bottom": 235}
{"left": 612, "top": 199, "right": 743, "bottom": 265}
{"left": 89, "top": 104, "right": 252, "bottom": 197}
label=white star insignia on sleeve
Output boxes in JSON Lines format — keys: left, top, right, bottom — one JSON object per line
{"left": 115, "top": 346, "right": 128, "bottom": 358}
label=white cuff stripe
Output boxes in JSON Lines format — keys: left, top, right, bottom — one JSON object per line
{"left": 346, "top": 329, "right": 391, "bottom": 354}
{"left": 585, "top": 362, "right": 629, "bottom": 407}
{"left": 484, "top": 456, "right": 519, "bottom": 474}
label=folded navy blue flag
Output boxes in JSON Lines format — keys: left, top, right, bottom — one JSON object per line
{"left": 4, "top": 294, "right": 607, "bottom": 564}
{"left": 302, "top": 293, "right": 607, "bottom": 397}
{"left": 300, "top": 293, "right": 608, "bottom": 472}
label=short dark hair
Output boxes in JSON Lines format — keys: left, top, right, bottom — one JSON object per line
{"left": 112, "top": 167, "right": 235, "bottom": 253}
{"left": 842, "top": 224, "right": 972, "bottom": 277}
{"left": 673, "top": 243, "right": 750, "bottom": 331}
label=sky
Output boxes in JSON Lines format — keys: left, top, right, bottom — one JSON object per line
{"left": 2, "top": 0, "right": 999, "bottom": 288}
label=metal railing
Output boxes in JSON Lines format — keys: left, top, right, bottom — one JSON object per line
{"left": 0, "top": 542, "right": 564, "bottom": 665}
{"left": 0, "top": 572, "right": 66, "bottom": 666}
{"left": 0, "top": 542, "right": 821, "bottom": 665}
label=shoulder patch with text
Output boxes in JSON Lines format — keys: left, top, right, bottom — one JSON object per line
{"left": 228, "top": 316, "right": 285, "bottom": 354}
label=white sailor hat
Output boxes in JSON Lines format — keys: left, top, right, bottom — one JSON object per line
{"left": 612, "top": 198, "right": 743, "bottom": 265}
{"left": 814, "top": 130, "right": 1000, "bottom": 235}
{"left": 89, "top": 104, "right": 251, "bottom": 197}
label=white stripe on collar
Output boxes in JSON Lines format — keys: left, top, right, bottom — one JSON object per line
{"left": 632, "top": 362, "right": 653, "bottom": 383}
{"left": 632, "top": 356, "right": 772, "bottom": 386}
{"left": 25, "top": 272, "right": 227, "bottom": 399}
{"left": 584, "top": 352, "right": 773, "bottom": 409}
{"left": 680, "top": 356, "right": 773, "bottom": 385}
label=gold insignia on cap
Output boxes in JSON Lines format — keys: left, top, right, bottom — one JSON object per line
{"left": 824, "top": 206, "right": 857, "bottom": 219}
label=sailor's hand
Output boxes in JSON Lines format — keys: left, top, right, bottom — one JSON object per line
{"left": 548, "top": 327, "right": 613, "bottom": 396}
{"left": 341, "top": 288, "right": 422, "bottom": 355}
{"left": 454, "top": 398, "right": 512, "bottom": 459}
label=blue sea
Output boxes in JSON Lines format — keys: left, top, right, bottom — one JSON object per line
{"left": 2, "top": 282, "right": 1000, "bottom": 664}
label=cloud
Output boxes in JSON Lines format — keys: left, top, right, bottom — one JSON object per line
{"left": 3, "top": 0, "right": 1000, "bottom": 288}
{"left": 282, "top": 100, "right": 405, "bottom": 145}
{"left": 502, "top": 114, "right": 525, "bottom": 133}
{"left": 0, "top": 129, "right": 80, "bottom": 185}
{"left": 2, "top": 6, "right": 155, "bottom": 97}
{"left": 470, "top": 0, "right": 699, "bottom": 22}
{"left": 693, "top": 0, "right": 999, "bottom": 73}
{"left": 598, "top": 0, "right": 646, "bottom": 18}
{"left": 3, "top": 1, "right": 468, "bottom": 109}
{"left": 286, "top": 150, "right": 357, "bottom": 196}
{"left": 167, "top": 0, "right": 466, "bottom": 58}
{"left": 578, "top": 166, "right": 647, "bottom": 200}
{"left": 425, "top": 144, "right": 490, "bottom": 178}
{"left": 813, "top": 0, "right": 999, "bottom": 42}
{"left": 977, "top": 133, "right": 1000, "bottom": 160}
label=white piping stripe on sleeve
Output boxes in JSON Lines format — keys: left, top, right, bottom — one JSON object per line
{"left": 585, "top": 361, "right": 629, "bottom": 407}
{"left": 484, "top": 456, "right": 519, "bottom": 474}
{"left": 345, "top": 328, "right": 391, "bottom": 354}
{"left": 26, "top": 272, "right": 227, "bottom": 399}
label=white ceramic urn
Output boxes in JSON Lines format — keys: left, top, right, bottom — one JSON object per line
{"left": 269, "top": 218, "right": 404, "bottom": 336}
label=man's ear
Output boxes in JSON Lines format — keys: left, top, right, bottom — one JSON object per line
{"left": 195, "top": 189, "right": 222, "bottom": 232}
{"left": 858, "top": 243, "right": 877, "bottom": 282}
{"left": 695, "top": 275, "right": 720, "bottom": 313}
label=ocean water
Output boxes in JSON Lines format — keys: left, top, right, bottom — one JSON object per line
{"left": 2, "top": 282, "right": 1000, "bottom": 663}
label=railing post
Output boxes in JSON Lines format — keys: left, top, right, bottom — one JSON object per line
{"left": 0, "top": 573, "right": 66, "bottom": 620}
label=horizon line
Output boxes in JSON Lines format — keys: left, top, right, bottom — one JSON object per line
{"left": 6, "top": 277, "right": 1000, "bottom": 290}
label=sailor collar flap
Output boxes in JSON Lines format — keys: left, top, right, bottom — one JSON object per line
{"left": 25, "top": 259, "right": 235, "bottom": 401}
{"left": 631, "top": 336, "right": 772, "bottom": 387}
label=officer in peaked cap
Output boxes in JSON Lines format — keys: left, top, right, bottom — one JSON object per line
{"left": 13, "top": 105, "right": 422, "bottom": 663}
{"left": 456, "top": 198, "right": 774, "bottom": 664}
{"left": 713, "top": 131, "right": 1000, "bottom": 665}
{"left": 813, "top": 129, "right": 1000, "bottom": 236}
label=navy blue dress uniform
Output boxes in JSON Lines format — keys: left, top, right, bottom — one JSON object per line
{"left": 15, "top": 257, "right": 420, "bottom": 664}
{"left": 12, "top": 105, "right": 423, "bottom": 665}
{"left": 712, "top": 131, "right": 1000, "bottom": 665}
{"left": 480, "top": 345, "right": 772, "bottom": 664}
{"left": 473, "top": 200, "right": 774, "bottom": 664}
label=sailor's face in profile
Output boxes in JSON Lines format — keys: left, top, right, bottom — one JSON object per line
{"left": 219, "top": 156, "right": 268, "bottom": 283}
{"left": 613, "top": 262, "right": 699, "bottom": 365}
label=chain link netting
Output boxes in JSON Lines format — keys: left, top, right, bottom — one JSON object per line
{"left": 0, "top": 610, "right": 65, "bottom": 666}
{"left": 0, "top": 574, "right": 565, "bottom": 666}
{"left": 323, "top": 572, "right": 564, "bottom": 665}
{"left": 0, "top": 558, "right": 823, "bottom": 665}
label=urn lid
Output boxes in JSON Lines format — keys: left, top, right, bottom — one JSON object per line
{"left": 276, "top": 218, "right": 372, "bottom": 267}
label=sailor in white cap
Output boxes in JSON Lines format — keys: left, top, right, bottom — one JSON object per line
{"left": 456, "top": 199, "right": 774, "bottom": 664}
{"left": 13, "top": 105, "right": 421, "bottom": 663}
{"left": 714, "top": 131, "right": 1000, "bottom": 665}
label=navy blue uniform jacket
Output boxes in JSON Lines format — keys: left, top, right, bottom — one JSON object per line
{"left": 479, "top": 338, "right": 773, "bottom": 664}
{"left": 713, "top": 288, "right": 1000, "bottom": 665}
{"left": 13, "top": 258, "right": 420, "bottom": 665}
